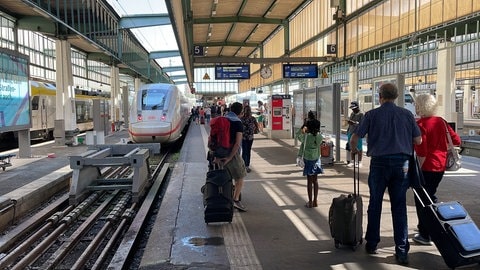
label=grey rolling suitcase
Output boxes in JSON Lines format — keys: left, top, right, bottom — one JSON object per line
{"left": 328, "top": 156, "right": 363, "bottom": 250}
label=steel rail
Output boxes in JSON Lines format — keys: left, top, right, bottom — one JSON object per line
{"left": 0, "top": 203, "right": 74, "bottom": 268}
{"left": 40, "top": 191, "right": 120, "bottom": 269}
{"left": 107, "top": 163, "right": 170, "bottom": 269}
{"left": 70, "top": 192, "right": 132, "bottom": 270}
{"left": 11, "top": 192, "right": 102, "bottom": 270}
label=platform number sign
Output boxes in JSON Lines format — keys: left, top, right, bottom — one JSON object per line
{"left": 193, "top": 45, "right": 204, "bottom": 56}
{"left": 327, "top": 44, "right": 337, "bottom": 54}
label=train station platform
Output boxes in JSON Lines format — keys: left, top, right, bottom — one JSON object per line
{"left": 140, "top": 123, "right": 480, "bottom": 270}
{"left": 1, "top": 123, "right": 479, "bottom": 270}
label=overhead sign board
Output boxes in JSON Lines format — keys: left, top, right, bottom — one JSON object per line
{"left": 283, "top": 64, "right": 318, "bottom": 79}
{"left": 327, "top": 44, "right": 337, "bottom": 54}
{"left": 215, "top": 65, "right": 250, "bottom": 80}
{"left": 193, "top": 45, "right": 204, "bottom": 56}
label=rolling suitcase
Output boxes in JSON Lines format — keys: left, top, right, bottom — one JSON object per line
{"left": 413, "top": 188, "right": 480, "bottom": 268}
{"left": 328, "top": 155, "right": 363, "bottom": 250}
{"left": 201, "top": 163, "right": 234, "bottom": 224}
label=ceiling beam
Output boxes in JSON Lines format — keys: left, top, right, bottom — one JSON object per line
{"left": 119, "top": 14, "right": 171, "bottom": 29}
{"left": 149, "top": 50, "right": 180, "bottom": 59}
{"left": 193, "top": 56, "right": 337, "bottom": 64}
{"left": 193, "top": 16, "right": 284, "bottom": 25}
{"left": 170, "top": 75, "right": 187, "bottom": 80}
{"left": 195, "top": 41, "right": 260, "bottom": 47}
{"left": 162, "top": 66, "right": 185, "bottom": 72}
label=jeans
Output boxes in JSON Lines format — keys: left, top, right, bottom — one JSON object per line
{"left": 241, "top": 139, "right": 254, "bottom": 167}
{"left": 365, "top": 154, "right": 410, "bottom": 255}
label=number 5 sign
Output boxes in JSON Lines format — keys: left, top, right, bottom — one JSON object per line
{"left": 327, "top": 44, "right": 337, "bottom": 54}
{"left": 193, "top": 45, "right": 204, "bottom": 56}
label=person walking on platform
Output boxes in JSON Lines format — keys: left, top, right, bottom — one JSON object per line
{"left": 257, "top": 100, "right": 265, "bottom": 132}
{"left": 346, "top": 101, "right": 364, "bottom": 167}
{"left": 205, "top": 106, "right": 212, "bottom": 124}
{"left": 350, "top": 83, "right": 422, "bottom": 265}
{"left": 412, "top": 94, "right": 461, "bottom": 245}
{"left": 199, "top": 107, "right": 205, "bottom": 124}
{"left": 218, "top": 102, "right": 248, "bottom": 212}
{"left": 241, "top": 105, "right": 259, "bottom": 173}
{"left": 296, "top": 113, "right": 324, "bottom": 208}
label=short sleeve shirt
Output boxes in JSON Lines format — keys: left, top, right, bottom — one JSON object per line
{"left": 229, "top": 118, "right": 243, "bottom": 146}
{"left": 355, "top": 102, "right": 421, "bottom": 157}
{"left": 296, "top": 129, "right": 323, "bottom": 161}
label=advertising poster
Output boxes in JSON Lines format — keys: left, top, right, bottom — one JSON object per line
{"left": 0, "top": 48, "right": 31, "bottom": 132}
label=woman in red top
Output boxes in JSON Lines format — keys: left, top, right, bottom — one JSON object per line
{"left": 413, "top": 94, "right": 461, "bottom": 245}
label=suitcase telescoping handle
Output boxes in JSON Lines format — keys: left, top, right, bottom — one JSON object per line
{"left": 410, "top": 153, "right": 434, "bottom": 207}
{"left": 412, "top": 187, "right": 434, "bottom": 208}
{"left": 353, "top": 153, "right": 360, "bottom": 196}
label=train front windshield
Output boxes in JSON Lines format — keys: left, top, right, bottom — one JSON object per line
{"left": 141, "top": 89, "right": 167, "bottom": 110}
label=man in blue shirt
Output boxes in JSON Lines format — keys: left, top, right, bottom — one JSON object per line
{"left": 350, "top": 83, "right": 422, "bottom": 265}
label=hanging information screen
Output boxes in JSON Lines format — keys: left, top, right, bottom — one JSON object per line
{"left": 283, "top": 64, "right": 318, "bottom": 78}
{"left": 215, "top": 65, "right": 250, "bottom": 80}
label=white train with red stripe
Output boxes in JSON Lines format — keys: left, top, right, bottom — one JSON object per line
{"left": 128, "top": 83, "right": 192, "bottom": 144}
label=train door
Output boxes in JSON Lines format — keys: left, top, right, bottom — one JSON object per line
{"left": 31, "top": 95, "right": 50, "bottom": 139}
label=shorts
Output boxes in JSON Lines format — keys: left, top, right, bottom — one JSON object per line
{"left": 224, "top": 152, "right": 247, "bottom": 180}
{"left": 347, "top": 133, "right": 363, "bottom": 151}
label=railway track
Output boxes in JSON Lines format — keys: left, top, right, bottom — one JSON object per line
{"left": 0, "top": 151, "right": 171, "bottom": 270}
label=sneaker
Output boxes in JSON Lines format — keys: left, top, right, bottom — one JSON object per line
{"left": 412, "top": 233, "right": 432, "bottom": 245}
{"left": 234, "top": 200, "right": 247, "bottom": 212}
{"left": 246, "top": 167, "right": 251, "bottom": 173}
{"left": 395, "top": 253, "right": 409, "bottom": 265}
{"left": 346, "top": 163, "right": 354, "bottom": 168}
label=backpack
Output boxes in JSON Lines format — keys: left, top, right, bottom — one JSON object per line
{"left": 208, "top": 117, "right": 232, "bottom": 158}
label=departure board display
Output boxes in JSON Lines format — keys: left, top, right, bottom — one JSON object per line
{"left": 215, "top": 65, "right": 250, "bottom": 80}
{"left": 283, "top": 64, "right": 318, "bottom": 78}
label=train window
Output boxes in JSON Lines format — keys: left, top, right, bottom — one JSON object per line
{"left": 405, "top": 94, "right": 414, "bottom": 103}
{"left": 142, "top": 89, "right": 167, "bottom": 110}
{"left": 364, "top": 96, "right": 372, "bottom": 103}
{"left": 32, "top": 96, "right": 39, "bottom": 110}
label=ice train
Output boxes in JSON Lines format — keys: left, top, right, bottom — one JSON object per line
{"left": 128, "top": 83, "right": 192, "bottom": 144}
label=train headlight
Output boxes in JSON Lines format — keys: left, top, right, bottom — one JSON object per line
{"left": 137, "top": 114, "right": 143, "bottom": 121}
{"left": 160, "top": 113, "right": 167, "bottom": 121}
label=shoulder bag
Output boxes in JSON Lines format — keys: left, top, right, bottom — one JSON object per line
{"left": 445, "top": 122, "right": 461, "bottom": 171}
{"left": 296, "top": 134, "right": 307, "bottom": 168}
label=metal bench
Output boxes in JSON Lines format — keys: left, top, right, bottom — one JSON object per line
{"left": 0, "top": 154, "right": 15, "bottom": 171}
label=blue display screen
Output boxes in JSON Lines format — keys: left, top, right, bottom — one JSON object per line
{"left": 283, "top": 64, "right": 318, "bottom": 78}
{"left": 215, "top": 65, "right": 250, "bottom": 80}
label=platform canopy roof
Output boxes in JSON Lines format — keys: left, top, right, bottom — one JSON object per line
{"left": 166, "top": 0, "right": 313, "bottom": 86}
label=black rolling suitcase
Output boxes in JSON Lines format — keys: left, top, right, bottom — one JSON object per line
{"left": 411, "top": 156, "right": 480, "bottom": 268}
{"left": 328, "top": 155, "right": 363, "bottom": 250}
{"left": 201, "top": 162, "right": 234, "bottom": 224}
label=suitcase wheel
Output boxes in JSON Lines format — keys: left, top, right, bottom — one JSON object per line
{"left": 334, "top": 240, "right": 340, "bottom": 248}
